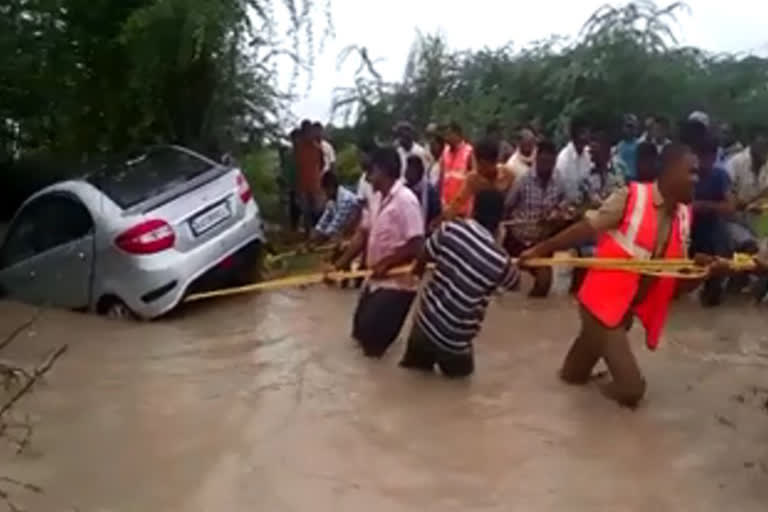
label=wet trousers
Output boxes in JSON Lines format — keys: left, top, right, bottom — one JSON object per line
{"left": 560, "top": 305, "right": 646, "bottom": 408}
{"left": 399, "top": 322, "right": 474, "bottom": 378}
{"left": 352, "top": 286, "right": 416, "bottom": 357}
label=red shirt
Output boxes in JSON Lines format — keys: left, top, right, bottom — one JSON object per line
{"left": 296, "top": 139, "right": 323, "bottom": 195}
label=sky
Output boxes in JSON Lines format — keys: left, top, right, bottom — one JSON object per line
{"left": 275, "top": 0, "right": 768, "bottom": 123}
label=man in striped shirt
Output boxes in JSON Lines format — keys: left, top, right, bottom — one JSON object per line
{"left": 400, "top": 188, "right": 520, "bottom": 377}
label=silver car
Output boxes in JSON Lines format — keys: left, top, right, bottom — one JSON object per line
{"left": 0, "top": 145, "right": 265, "bottom": 319}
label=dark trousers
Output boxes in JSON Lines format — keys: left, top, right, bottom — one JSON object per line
{"left": 288, "top": 189, "right": 301, "bottom": 232}
{"left": 352, "top": 286, "right": 416, "bottom": 357}
{"left": 300, "top": 192, "right": 323, "bottom": 236}
{"left": 693, "top": 218, "right": 733, "bottom": 307}
{"left": 400, "top": 322, "right": 474, "bottom": 378}
{"left": 560, "top": 305, "right": 645, "bottom": 408}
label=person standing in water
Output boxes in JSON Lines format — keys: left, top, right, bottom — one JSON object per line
{"left": 400, "top": 188, "right": 520, "bottom": 378}
{"left": 332, "top": 147, "right": 425, "bottom": 358}
{"left": 520, "top": 144, "right": 724, "bottom": 408}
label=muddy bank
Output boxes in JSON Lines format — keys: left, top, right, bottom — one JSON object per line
{"left": 1, "top": 290, "right": 767, "bottom": 511}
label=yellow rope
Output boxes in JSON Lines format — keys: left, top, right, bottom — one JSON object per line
{"left": 185, "top": 254, "right": 757, "bottom": 303}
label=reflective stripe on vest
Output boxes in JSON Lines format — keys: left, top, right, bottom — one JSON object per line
{"left": 444, "top": 169, "right": 467, "bottom": 180}
{"left": 604, "top": 183, "right": 653, "bottom": 259}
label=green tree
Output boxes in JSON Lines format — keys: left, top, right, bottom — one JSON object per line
{"left": 334, "top": 1, "right": 768, "bottom": 144}
{"left": 0, "top": 0, "right": 332, "bottom": 159}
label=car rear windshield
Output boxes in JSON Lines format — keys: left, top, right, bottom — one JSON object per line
{"left": 87, "top": 147, "right": 217, "bottom": 208}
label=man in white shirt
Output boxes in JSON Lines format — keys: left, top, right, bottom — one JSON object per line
{"left": 725, "top": 129, "right": 768, "bottom": 253}
{"left": 556, "top": 118, "right": 592, "bottom": 204}
{"left": 505, "top": 127, "right": 537, "bottom": 181}
{"left": 727, "top": 129, "right": 768, "bottom": 206}
{"left": 314, "top": 122, "right": 336, "bottom": 173}
{"left": 394, "top": 121, "right": 430, "bottom": 176}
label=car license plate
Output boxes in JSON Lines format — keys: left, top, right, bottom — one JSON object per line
{"left": 191, "top": 201, "right": 231, "bottom": 236}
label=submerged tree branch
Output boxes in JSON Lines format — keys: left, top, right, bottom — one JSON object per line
{"left": 0, "top": 345, "right": 67, "bottom": 418}
{"left": 0, "top": 310, "right": 40, "bottom": 353}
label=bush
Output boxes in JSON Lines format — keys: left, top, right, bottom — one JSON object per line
{"left": 240, "top": 148, "right": 281, "bottom": 222}
{"left": 335, "top": 143, "right": 363, "bottom": 187}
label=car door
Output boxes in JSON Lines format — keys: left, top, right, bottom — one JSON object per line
{"left": 0, "top": 194, "right": 95, "bottom": 309}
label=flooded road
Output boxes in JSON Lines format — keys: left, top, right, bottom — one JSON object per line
{"left": 1, "top": 287, "right": 767, "bottom": 511}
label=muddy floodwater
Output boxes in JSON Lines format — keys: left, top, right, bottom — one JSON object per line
{"left": 1, "top": 286, "right": 768, "bottom": 511}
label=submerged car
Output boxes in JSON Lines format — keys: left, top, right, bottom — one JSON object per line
{"left": 0, "top": 145, "right": 265, "bottom": 319}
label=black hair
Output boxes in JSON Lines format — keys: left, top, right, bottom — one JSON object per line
{"left": 660, "top": 143, "right": 691, "bottom": 174}
{"left": 696, "top": 135, "right": 719, "bottom": 157}
{"left": 569, "top": 117, "right": 589, "bottom": 138}
{"left": 320, "top": 170, "right": 338, "bottom": 189}
{"left": 289, "top": 128, "right": 300, "bottom": 139}
{"left": 637, "top": 141, "right": 659, "bottom": 162}
{"left": 750, "top": 125, "right": 768, "bottom": 142}
{"left": 300, "top": 119, "right": 312, "bottom": 131}
{"left": 357, "top": 138, "right": 378, "bottom": 156}
{"left": 312, "top": 121, "right": 323, "bottom": 130}
{"left": 447, "top": 121, "right": 463, "bottom": 135}
{"left": 406, "top": 155, "right": 425, "bottom": 179}
{"left": 655, "top": 116, "right": 670, "bottom": 128}
{"left": 536, "top": 139, "right": 557, "bottom": 156}
{"left": 679, "top": 119, "right": 708, "bottom": 148}
{"left": 591, "top": 128, "right": 611, "bottom": 144}
{"left": 474, "top": 137, "right": 500, "bottom": 163}
{"left": 370, "top": 146, "right": 402, "bottom": 179}
{"left": 473, "top": 189, "right": 505, "bottom": 233}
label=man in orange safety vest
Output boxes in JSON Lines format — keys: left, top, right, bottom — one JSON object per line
{"left": 520, "top": 143, "right": 726, "bottom": 408}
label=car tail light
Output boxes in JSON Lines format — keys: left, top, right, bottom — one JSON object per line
{"left": 116, "top": 219, "right": 175, "bottom": 254}
{"left": 236, "top": 172, "right": 253, "bottom": 203}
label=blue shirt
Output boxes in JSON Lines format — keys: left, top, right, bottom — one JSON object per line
{"left": 692, "top": 166, "right": 730, "bottom": 253}
{"left": 315, "top": 186, "right": 359, "bottom": 237}
{"left": 614, "top": 139, "right": 638, "bottom": 182}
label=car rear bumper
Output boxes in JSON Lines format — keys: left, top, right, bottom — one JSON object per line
{"left": 94, "top": 202, "right": 265, "bottom": 318}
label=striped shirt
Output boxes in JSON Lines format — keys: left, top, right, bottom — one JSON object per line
{"left": 417, "top": 219, "right": 519, "bottom": 354}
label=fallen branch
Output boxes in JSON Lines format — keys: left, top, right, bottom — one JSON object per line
{"left": 0, "top": 475, "right": 43, "bottom": 512}
{"left": 0, "top": 478, "right": 41, "bottom": 495}
{"left": 0, "top": 345, "right": 67, "bottom": 418}
{"left": 0, "top": 311, "right": 41, "bottom": 353}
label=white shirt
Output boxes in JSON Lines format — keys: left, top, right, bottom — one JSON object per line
{"left": 428, "top": 160, "right": 441, "bottom": 187}
{"left": 356, "top": 174, "right": 375, "bottom": 210}
{"left": 727, "top": 147, "right": 768, "bottom": 203}
{"left": 505, "top": 150, "right": 535, "bottom": 180}
{"left": 556, "top": 142, "right": 592, "bottom": 203}
{"left": 321, "top": 140, "right": 336, "bottom": 173}
{"left": 397, "top": 143, "right": 430, "bottom": 177}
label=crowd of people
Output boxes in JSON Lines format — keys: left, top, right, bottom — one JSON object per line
{"left": 278, "top": 112, "right": 768, "bottom": 408}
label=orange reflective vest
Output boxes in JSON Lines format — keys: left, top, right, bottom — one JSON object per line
{"left": 440, "top": 142, "right": 473, "bottom": 216}
{"left": 577, "top": 182, "right": 692, "bottom": 350}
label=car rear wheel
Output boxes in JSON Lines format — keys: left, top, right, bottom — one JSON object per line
{"left": 99, "top": 297, "right": 137, "bottom": 320}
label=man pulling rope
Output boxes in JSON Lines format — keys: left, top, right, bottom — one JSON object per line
{"left": 519, "top": 143, "right": 728, "bottom": 408}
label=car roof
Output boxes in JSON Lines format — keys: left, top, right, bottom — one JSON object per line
{"left": 16, "top": 145, "right": 220, "bottom": 216}
{"left": 82, "top": 144, "right": 215, "bottom": 180}
{"left": 22, "top": 180, "right": 107, "bottom": 209}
